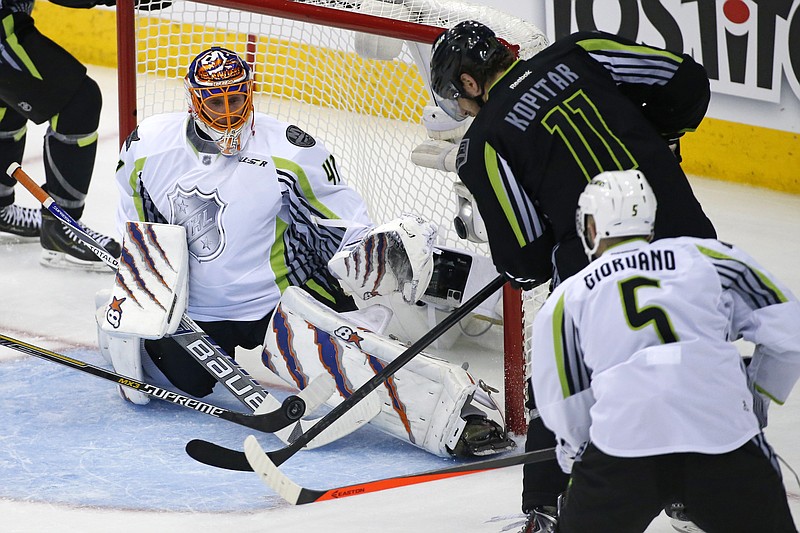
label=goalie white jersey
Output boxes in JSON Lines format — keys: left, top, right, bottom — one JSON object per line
{"left": 115, "top": 112, "right": 372, "bottom": 322}
{"left": 262, "top": 286, "right": 511, "bottom": 457}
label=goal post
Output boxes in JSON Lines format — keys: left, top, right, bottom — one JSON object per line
{"left": 115, "top": 0, "right": 549, "bottom": 435}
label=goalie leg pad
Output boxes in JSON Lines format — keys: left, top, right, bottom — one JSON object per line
{"left": 261, "top": 286, "right": 514, "bottom": 457}
{"left": 96, "top": 289, "right": 149, "bottom": 405}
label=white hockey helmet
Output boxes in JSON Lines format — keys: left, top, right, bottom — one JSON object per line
{"left": 576, "top": 169, "right": 657, "bottom": 259}
{"left": 185, "top": 46, "right": 255, "bottom": 156}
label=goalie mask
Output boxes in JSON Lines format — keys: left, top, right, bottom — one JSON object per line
{"left": 185, "top": 47, "right": 255, "bottom": 156}
{"left": 576, "top": 170, "right": 657, "bottom": 259}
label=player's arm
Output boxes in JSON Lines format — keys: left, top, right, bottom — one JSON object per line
{"left": 275, "top": 140, "right": 373, "bottom": 257}
{"left": 698, "top": 240, "right": 800, "bottom": 417}
{"left": 570, "top": 31, "right": 710, "bottom": 140}
{"left": 114, "top": 127, "right": 167, "bottom": 231}
{"left": 529, "top": 287, "right": 594, "bottom": 473}
{"left": 458, "top": 139, "right": 554, "bottom": 287}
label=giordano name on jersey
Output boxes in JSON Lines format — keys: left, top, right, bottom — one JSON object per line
{"left": 583, "top": 248, "right": 676, "bottom": 290}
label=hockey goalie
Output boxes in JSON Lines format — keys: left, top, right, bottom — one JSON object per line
{"left": 263, "top": 213, "right": 515, "bottom": 457}
{"left": 95, "top": 215, "right": 514, "bottom": 457}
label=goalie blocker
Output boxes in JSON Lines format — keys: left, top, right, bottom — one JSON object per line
{"left": 95, "top": 221, "right": 189, "bottom": 404}
{"left": 261, "top": 285, "right": 515, "bottom": 458}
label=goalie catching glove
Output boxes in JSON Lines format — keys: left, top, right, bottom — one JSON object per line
{"left": 328, "top": 213, "right": 438, "bottom": 304}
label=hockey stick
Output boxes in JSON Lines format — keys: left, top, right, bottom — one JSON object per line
{"left": 185, "top": 274, "right": 508, "bottom": 471}
{"left": 6, "top": 162, "right": 325, "bottom": 430}
{"left": 243, "top": 434, "right": 556, "bottom": 504}
{"left": 0, "top": 332, "right": 311, "bottom": 433}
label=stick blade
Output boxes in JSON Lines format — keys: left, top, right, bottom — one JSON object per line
{"left": 296, "top": 373, "right": 336, "bottom": 415}
{"left": 185, "top": 439, "right": 252, "bottom": 471}
{"left": 292, "top": 389, "right": 382, "bottom": 449}
{"left": 244, "top": 435, "right": 311, "bottom": 504}
{"left": 251, "top": 373, "right": 336, "bottom": 417}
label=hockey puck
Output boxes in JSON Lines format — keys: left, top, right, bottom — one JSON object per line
{"left": 282, "top": 395, "right": 306, "bottom": 421}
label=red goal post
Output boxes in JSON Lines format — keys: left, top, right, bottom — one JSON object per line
{"left": 115, "top": 0, "right": 549, "bottom": 435}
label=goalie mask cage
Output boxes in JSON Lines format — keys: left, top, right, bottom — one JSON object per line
{"left": 116, "top": 0, "right": 549, "bottom": 434}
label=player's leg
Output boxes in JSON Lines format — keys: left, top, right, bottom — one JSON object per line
{"left": 521, "top": 382, "right": 570, "bottom": 521}
{"left": 557, "top": 443, "right": 665, "bottom": 533}
{"left": 262, "top": 285, "right": 515, "bottom": 457}
{"left": 39, "top": 75, "right": 121, "bottom": 268}
{"left": 0, "top": 105, "right": 40, "bottom": 237}
{"left": 0, "top": 10, "right": 120, "bottom": 266}
{"left": 683, "top": 435, "right": 797, "bottom": 532}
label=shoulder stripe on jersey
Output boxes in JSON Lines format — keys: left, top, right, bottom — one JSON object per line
{"left": 498, "top": 154, "right": 546, "bottom": 239}
{"left": 696, "top": 245, "right": 787, "bottom": 307}
{"left": 485, "top": 143, "right": 526, "bottom": 246}
{"left": 275, "top": 172, "right": 344, "bottom": 258}
{"left": 575, "top": 38, "right": 683, "bottom": 63}
{"left": 273, "top": 156, "right": 339, "bottom": 220}
{"left": 270, "top": 216, "right": 291, "bottom": 293}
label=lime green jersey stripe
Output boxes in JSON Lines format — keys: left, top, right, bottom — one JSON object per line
{"left": 484, "top": 142, "right": 527, "bottom": 247}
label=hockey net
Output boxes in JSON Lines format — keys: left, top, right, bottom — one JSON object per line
{"left": 116, "top": 0, "right": 549, "bottom": 433}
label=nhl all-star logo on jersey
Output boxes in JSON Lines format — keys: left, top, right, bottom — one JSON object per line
{"left": 167, "top": 186, "right": 227, "bottom": 262}
{"left": 286, "top": 125, "right": 316, "bottom": 147}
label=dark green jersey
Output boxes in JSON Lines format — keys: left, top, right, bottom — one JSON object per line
{"left": 457, "top": 31, "right": 715, "bottom": 286}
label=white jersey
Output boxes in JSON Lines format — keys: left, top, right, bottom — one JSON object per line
{"left": 531, "top": 237, "right": 800, "bottom": 468}
{"left": 115, "top": 112, "right": 372, "bottom": 321}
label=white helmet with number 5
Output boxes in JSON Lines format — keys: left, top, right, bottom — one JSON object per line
{"left": 576, "top": 169, "right": 657, "bottom": 258}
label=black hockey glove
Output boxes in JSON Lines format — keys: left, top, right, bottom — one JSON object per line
{"left": 503, "top": 272, "right": 542, "bottom": 292}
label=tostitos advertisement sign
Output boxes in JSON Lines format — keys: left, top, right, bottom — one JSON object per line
{"left": 545, "top": 0, "right": 800, "bottom": 134}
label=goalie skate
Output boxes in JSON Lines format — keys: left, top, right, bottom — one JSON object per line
{"left": 448, "top": 414, "right": 515, "bottom": 457}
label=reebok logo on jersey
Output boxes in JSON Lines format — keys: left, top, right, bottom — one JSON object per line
{"left": 509, "top": 70, "right": 533, "bottom": 89}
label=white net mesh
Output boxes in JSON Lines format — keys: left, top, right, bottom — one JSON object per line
{"left": 125, "top": 0, "right": 548, "bottom": 431}
{"left": 130, "top": 0, "right": 547, "bottom": 252}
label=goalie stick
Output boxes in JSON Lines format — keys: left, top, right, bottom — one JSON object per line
{"left": 0, "top": 333, "right": 328, "bottom": 433}
{"left": 243, "top": 434, "right": 556, "bottom": 504}
{"left": 7, "top": 162, "right": 381, "bottom": 448}
{"left": 6, "top": 163, "right": 320, "bottom": 430}
{"left": 185, "top": 274, "right": 508, "bottom": 471}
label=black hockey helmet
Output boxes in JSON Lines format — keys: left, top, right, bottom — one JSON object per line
{"left": 430, "top": 21, "right": 512, "bottom": 119}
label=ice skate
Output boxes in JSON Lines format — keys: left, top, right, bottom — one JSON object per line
{"left": 0, "top": 203, "right": 41, "bottom": 237}
{"left": 40, "top": 208, "right": 120, "bottom": 271}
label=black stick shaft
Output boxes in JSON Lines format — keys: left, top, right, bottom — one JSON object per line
{"left": 268, "top": 274, "right": 507, "bottom": 465}
{"left": 0, "top": 333, "right": 294, "bottom": 432}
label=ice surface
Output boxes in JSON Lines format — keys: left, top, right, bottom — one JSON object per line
{"left": 0, "top": 66, "right": 797, "bottom": 533}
